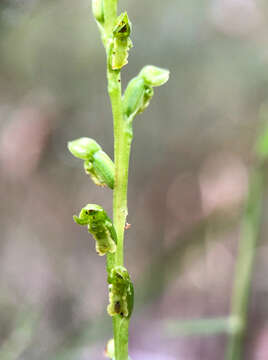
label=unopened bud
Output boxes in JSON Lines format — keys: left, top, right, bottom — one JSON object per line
{"left": 139, "top": 65, "right": 170, "bottom": 87}
{"left": 68, "top": 138, "right": 101, "bottom": 160}
{"left": 68, "top": 137, "right": 114, "bottom": 189}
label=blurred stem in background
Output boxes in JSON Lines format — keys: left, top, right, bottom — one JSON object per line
{"left": 163, "top": 106, "right": 268, "bottom": 358}
{"left": 225, "top": 168, "right": 263, "bottom": 360}
{"left": 166, "top": 317, "right": 238, "bottom": 337}
{"left": 226, "top": 105, "right": 268, "bottom": 360}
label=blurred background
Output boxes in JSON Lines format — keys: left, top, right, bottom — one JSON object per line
{"left": 0, "top": 0, "right": 268, "bottom": 359}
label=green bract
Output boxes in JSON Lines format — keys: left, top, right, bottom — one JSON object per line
{"left": 68, "top": 137, "right": 114, "bottom": 189}
{"left": 139, "top": 65, "right": 170, "bottom": 87}
{"left": 107, "top": 266, "right": 134, "bottom": 319}
{"left": 73, "top": 204, "right": 117, "bottom": 256}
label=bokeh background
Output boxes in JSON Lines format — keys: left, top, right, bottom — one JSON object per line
{"left": 0, "top": 0, "right": 268, "bottom": 359}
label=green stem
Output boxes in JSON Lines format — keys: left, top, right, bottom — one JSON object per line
{"left": 112, "top": 105, "right": 132, "bottom": 359}
{"left": 103, "top": 1, "right": 132, "bottom": 359}
{"left": 226, "top": 167, "right": 263, "bottom": 360}
{"left": 108, "top": 66, "right": 132, "bottom": 360}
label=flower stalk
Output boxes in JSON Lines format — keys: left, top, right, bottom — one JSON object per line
{"left": 68, "top": 1, "right": 169, "bottom": 359}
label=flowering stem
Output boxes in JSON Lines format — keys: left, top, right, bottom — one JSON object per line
{"left": 104, "top": 1, "right": 132, "bottom": 359}
{"left": 77, "top": 2, "right": 169, "bottom": 359}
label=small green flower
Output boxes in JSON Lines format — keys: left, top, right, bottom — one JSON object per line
{"left": 107, "top": 266, "right": 134, "bottom": 319}
{"left": 111, "top": 12, "right": 133, "bottom": 70}
{"left": 73, "top": 204, "right": 117, "bottom": 256}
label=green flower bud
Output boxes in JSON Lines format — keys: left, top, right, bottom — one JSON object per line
{"left": 68, "top": 138, "right": 101, "bottom": 161}
{"left": 73, "top": 204, "right": 117, "bottom": 256}
{"left": 107, "top": 266, "right": 134, "bottom": 319}
{"left": 122, "top": 66, "right": 169, "bottom": 120}
{"left": 68, "top": 137, "right": 114, "bottom": 189}
{"left": 122, "top": 76, "right": 145, "bottom": 118}
{"left": 92, "top": 0, "right": 104, "bottom": 24}
{"left": 139, "top": 65, "right": 170, "bottom": 87}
